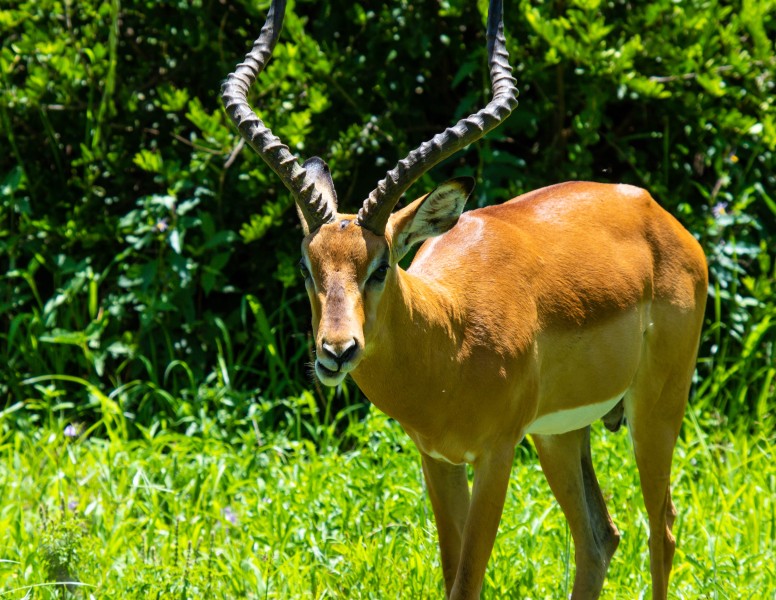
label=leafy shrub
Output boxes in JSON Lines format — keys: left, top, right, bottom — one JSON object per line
{"left": 1, "top": 0, "right": 774, "bottom": 433}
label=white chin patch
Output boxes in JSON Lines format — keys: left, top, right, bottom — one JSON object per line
{"left": 315, "top": 362, "right": 348, "bottom": 387}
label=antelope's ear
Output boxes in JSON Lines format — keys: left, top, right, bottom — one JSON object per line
{"left": 386, "top": 177, "right": 474, "bottom": 263}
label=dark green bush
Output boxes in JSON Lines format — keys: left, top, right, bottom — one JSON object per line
{"left": 1, "top": 0, "right": 774, "bottom": 436}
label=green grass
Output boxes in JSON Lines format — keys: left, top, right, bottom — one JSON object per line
{"left": 1, "top": 406, "right": 774, "bottom": 599}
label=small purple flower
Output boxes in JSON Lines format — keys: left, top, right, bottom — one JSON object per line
{"left": 68, "top": 499, "right": 79, "bottom": 511}
{"left": 712, "top": 202, "right": 727, "bottom": 218}
{"left": 223, "top": 506, "right": 238, "bottom": 526}
{"left": 64, "top": 424, "right": 78, "bottom": 438}
{"left": 155, "top": 218, "right": 169, "bottom": 232}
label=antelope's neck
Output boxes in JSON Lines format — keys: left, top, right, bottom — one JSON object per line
{"left": 351, "top": 268, "right": 463, "bottom": 430}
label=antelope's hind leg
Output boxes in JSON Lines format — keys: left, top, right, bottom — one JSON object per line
{"left": 625, "top": 300, "right": 705, "bottom": 599}
{"left": 626, "top": 373, "right": 687, "bottom": 600}
{"left": 533, "top": 426, "right": 620, "bottom": 599}
{"left": 626, "top": 374, "right": 696, "bottom": 598}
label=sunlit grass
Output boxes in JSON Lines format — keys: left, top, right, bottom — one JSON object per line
{"left": 0, "top": 406, "right": 773, "bottom": 598}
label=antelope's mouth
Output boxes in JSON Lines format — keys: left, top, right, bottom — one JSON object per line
{"left": 314, "top": 360, "right": 349, "bottom": 387}
{"left": 316, "top": 361, "right": 339, "bottom": 378}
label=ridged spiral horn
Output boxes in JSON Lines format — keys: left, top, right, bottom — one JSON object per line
{"left": 221, "top": 0, "right": 335, "bottom": 233}
{"left": 356, "top": 0, "right": 518, "bottom": 235}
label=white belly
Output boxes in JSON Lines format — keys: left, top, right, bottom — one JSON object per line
{"left": 524, "top": 396, "right": 622, "bottom": 435}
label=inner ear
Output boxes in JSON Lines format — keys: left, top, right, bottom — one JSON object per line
{"left": 387, "top": 177, "right": 474, "bottom": 263}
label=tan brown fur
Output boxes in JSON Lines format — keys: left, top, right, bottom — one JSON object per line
{"left": 301, "top": 180, "right": 707, "bottom": 599}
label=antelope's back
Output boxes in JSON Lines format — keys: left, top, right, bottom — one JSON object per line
{"left": 409, "top": 181, "right": 707, "bottom": 332}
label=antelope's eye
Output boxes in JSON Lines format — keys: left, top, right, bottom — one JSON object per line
{"left": 299, "top": 260, "right": 311, "bottom": 281}
{"left": 368, "top": 263, "right": 390, "bottom": 285}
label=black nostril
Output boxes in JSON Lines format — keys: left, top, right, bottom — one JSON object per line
{"left": 320, "top": 343, "right": 339, "bottom": 362}
{"left": 339, "top": 340, "right": 358, "bottom": 363}
{"left": 321, "top": 339, "right": 358, "bottom": 366}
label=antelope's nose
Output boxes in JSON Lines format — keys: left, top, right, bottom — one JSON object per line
{"left": 321, "top": 339, "right": 359, "bottom": 368}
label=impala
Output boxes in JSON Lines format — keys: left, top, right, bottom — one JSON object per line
{"left": 222, "top": 1, "right": 708, "bottom": 598}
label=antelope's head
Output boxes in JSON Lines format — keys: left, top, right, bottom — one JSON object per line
{"left": 298, "top": 173, "right": 475, "bottom": 386}
{"left": 222, "top": 0, "right": 517, "bottom": 386}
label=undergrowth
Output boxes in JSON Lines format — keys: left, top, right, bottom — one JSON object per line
{"left": 0, "top": 408, "right": 773, "bottom": 598}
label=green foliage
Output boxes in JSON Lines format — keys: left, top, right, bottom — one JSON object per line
{"left": 0, "top": 0, "right": 774, "bottom": 428}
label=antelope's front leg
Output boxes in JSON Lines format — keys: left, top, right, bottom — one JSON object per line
{"left": 421, "top": 454, "right": 471, "bottom": 596}
{"left": 450, "top": 446, "right": 514, "bottom": 600}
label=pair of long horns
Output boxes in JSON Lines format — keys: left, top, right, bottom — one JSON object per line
{"left": 221, "top": 0, "right": 518, "bottom": 236}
